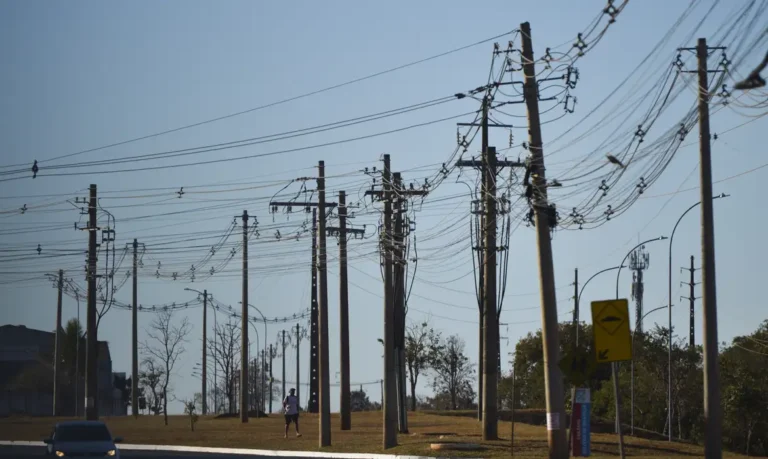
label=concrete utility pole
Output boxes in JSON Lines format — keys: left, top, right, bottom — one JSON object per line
{"left": 269, "top": 344, "right": 275, "bottom": 413}
{"left": 282, "top": 330, "right": 287, "bottom": 402}
{"left": 392, "top": 173, "right": 408, "bottom": 434}
{"left": 85, "top": 184, "right": 98, "bottom": 421}
{"left": 520, "top": 22, "right": 568, "bottom": 456}
{"left": 696, "top": 38, "right": 722, "bottom": 456}
{"left": 382, "top": 154, "right": 397, "bottom": 448}
{"left": 240, "top": 210, "right": 249, "bottom": 423}
{"left": 132, "top": 239, "right": 139, "bottom": 418}
{"left": 573, "top": 268, "right": 579, "bottom": 346}
{"left": 54, "top": 269, "right": 63, "bottom": 416}
{"left": 676, "top": 37, "right": 724, "bottom": 455}
{"left": 337, "top": 190, "right": 352, "bottom": 431}
{"left": 455, "top": 94, "right": 522, "bottom": 430}
{"left": 296, "top": 323, "right": 302, "bottom": 409}
{"left": 482, "top": 139, "right": 499, "bottom": 441}
{"left": 311, "top": 208, "right": 319, "bottom": 414}
{"left": 317, "top": 160, "right": 331, "bottom": 447}
{"left": 202, "top": 290, "right": 208, "bottom": 415}
{"left": 680, "top": 256, "right": 699, "bottom": 347}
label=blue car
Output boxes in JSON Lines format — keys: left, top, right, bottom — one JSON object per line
{"left": 44, "top": 420, "right": 123, "bottom": 458}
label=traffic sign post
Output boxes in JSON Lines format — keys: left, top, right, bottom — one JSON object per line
{"left": 571, "top": 388, "right": 591, "bottom": 456}
{"left": 590, "top": 299, "right": 632, "bottom": 363}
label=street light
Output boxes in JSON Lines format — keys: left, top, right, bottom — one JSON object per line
{"left": 630, "top": 304, "right": 669, "bottom": 435}
{"left": 665, "top": 193, "right": 727, "bottom": 441}
{"left": 184, "top": 287, "right": 213, "bottom": 415}
{"left": 613, "top": 236, "right": 667, "bottom": 442}
{"left": 575, "top": 266, "right": 624, "bottom": 347}
{"left": 240, "top": 302, "right": 268, "bottom": 414}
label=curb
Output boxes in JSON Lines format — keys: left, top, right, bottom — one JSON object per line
{"left": 0, "top": 441, "right": 476, "bottom": 459}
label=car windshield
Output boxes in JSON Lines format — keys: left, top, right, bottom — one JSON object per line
{"left": 56, "top": 425, "right": 112, "bottom": 442}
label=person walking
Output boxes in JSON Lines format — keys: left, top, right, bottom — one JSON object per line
{"left": 283, "top": 388, "right": 301, "bottom": 438}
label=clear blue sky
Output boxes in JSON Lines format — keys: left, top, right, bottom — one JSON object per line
{"left": 1, "top": 0, "right": 766, "bottom": 416}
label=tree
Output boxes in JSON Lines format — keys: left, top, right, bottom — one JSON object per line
{"left": 404, "top": 320, "right": 441, "bottom": 411}
{"left": 182, "top": 394, "right": 200, "bottom": 431}
{"left": 208, "top": 319, "right": 241, "bottom": 414}
{"left": 139, "top": 358, "right": 164, "bottom": 415}
{"left": 350, "top": 388, "right": 374, "bottom": 411}
{"left": 430, "top": 334, "right": 475, "bottom": 410}
{"left": 141, "top": 308, "right": 192, "bottom": 425}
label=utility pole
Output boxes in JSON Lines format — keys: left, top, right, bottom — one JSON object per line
{"left": 85, "top": 184, "right": 98, "bottom": 421}
{"left": 269, "top": 344, "right": 275, "bottom": 413}
{"left": 381, "top": 154, "right": 397, "bottom": 448}
{"left": 202, "top": 290, "right": 208, "bottom": 415}
{"left": 282, "top": 330, "right": 287, "bottom": 402}
{"left": 455, "top": 91, "right": 523, "bottom": 433}
{"left": 679, "top": 37, "right": 723, "bottom": 456}
{"left": 311, "top": 208, "right": 319, "bottom": 414}
{"left": 331, "top": 190, "right": 354, "bottom": 431}
{"left": 54, "top": 269, "right": 63, "bottom": 416}
{"left": 317, "top": 160, "right": 331, "bottom": 447}
{"left": 573, "top": 269, "right": 579, "bottom": 346}
{"left": 296, "top": 323, "right": 302, "bottom": 409}
{"left": 132, "top": 239, "right": 139, "bottom": 418}
{"left": 392, "top": 172, "right": 412, "bottom": 434}
{"left": 240, "top": 210, "right": 249, "bottom": 423}
{"left": 364, "top": 156, "right": 427, "bottom": 446}
{"left": 520, "top": 22, "right": 568, "bottom": 456}
{"left": 680, "top": 256, "right": 699, "bottom": 347}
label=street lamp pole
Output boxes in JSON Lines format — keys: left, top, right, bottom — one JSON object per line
{"left": 613, "top": 236, "right": 666, "bottom": 454}
{"left": 576, "top": 266, "right": 623, "bottom": 347}
{"left": 630, "top": 304, "right": 668, "bottom": 435}
{"left": 666, "top": 193, "right": 726, "bottom": 441}
{"left": 247, "top": 320, "right": 261, "bottom": 414}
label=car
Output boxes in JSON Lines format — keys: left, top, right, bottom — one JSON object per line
{"left": 43, "top": 420, "right": 123, "bottom": 458}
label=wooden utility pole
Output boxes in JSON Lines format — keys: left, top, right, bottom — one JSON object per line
{"left": 337, "top": 190, "right": 352, "bottom": 431}
{"left": 132, "top": 240, "right": 139, "bottom": 418}
{"left": 317, "top": 160, "right": 331, "bottom": 447}
{"left": 202, "top": 290, "right": 208, "bottom": 415}
{"left": 54, "top": 269, "right": 63, "bottom": 416}
{"left": 240, "top": 210, "right": 249, "bottom": 423}
{"left": 520, "top": 22, "right": 568, "bottom": 456}
{"left": 696, "top": 37, "right": 722, "bottom": 457}
{"left": 573, "top": 269, "right": 579, "bottom": 346}
{"left": 85, "top": 184, "right": 98, "bottom": 421}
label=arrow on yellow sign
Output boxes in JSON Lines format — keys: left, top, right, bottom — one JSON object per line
{"left": 590, "top": 299, "right": 632, "bottom": 363}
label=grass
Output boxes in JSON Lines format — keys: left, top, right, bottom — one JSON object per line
{"left": 0, "top": 411, "right": 745, "bottom": 458}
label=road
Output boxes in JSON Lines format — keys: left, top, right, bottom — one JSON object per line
{"left": 0, "top": 445, "right": 309, "bottom": 458}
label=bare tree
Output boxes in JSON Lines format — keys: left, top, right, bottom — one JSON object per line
{"left": 431, "top": 334, "right": 475, "bottom": 410}
{"left": 405, "top": 320, "right": 441, "bottom": 411}
{"left": 208, "top": 318, "right": 241, "bottom": 414}
{"left": 142, "top": 308, "right": 192, "bottom": 425}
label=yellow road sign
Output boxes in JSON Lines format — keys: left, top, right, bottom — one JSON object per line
{"left": 590, "top": 299, "right": 632, "bottom": 363}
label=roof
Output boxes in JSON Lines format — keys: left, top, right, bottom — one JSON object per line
{"left": 0, "top": 325, "right": 111, "bottom": 363}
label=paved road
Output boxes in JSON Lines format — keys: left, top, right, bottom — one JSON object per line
{"left": 0, "top": 445, "right": 304, "bottom": 458}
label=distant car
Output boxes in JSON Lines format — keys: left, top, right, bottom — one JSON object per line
{"left": 43, "top": 420, "right": 122, "bottom": 458}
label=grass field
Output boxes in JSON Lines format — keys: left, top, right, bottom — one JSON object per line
{"left": 0, "top": 411, "right": 743, "bottom": 458}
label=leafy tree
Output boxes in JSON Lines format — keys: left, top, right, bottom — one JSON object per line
{"left": 350, "top": 388, "right": 374, "bottom": 411}
{"left": 139, "top": 358, "right": 164, "bottom": 415}
{"left": 404, "top": 320, "right": 441, "bottom": 411}
{"left": 430, "top": 334, "right": 475, "bottom": 410}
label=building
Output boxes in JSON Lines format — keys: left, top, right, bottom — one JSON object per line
{"left": 0, "top": 324, "right": 126, "bottom": 417}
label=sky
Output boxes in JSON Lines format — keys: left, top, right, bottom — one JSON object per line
{"left": 1, "top": 0, "right": 766, "bottom": 416}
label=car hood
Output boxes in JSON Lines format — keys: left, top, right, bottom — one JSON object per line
{"left": 54, "top": 440, "right": 117, "bottom": 453}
